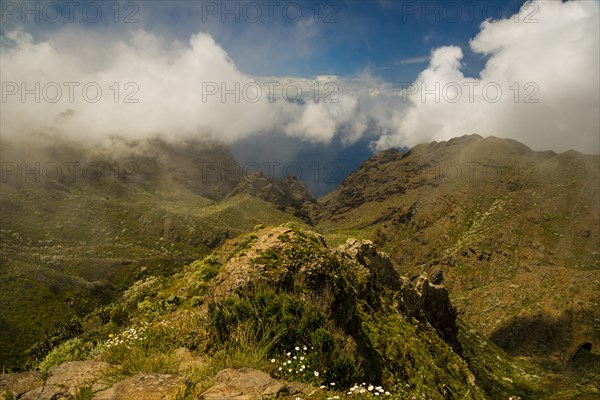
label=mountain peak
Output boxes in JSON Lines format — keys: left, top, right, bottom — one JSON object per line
{"left": 227, "top": 172, "right": 317, "bottom": 223}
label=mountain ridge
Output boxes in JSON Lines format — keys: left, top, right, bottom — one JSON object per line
{"left": 314, "top": 133, "right": 600, "bottom": 364}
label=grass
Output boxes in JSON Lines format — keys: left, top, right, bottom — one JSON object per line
{"left": 73, "top": 386, "right": 94, "bottom": 400}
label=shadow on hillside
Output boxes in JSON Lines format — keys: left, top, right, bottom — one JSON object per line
{"left": 489, "top": 307, "right": 597, "bottom": 358}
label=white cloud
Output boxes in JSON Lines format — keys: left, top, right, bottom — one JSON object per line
{"left": 374, "top": 0, "right": 600, "bottom": 153}
{"left": 396, "top": 56, "right": 430, "bottom": 65}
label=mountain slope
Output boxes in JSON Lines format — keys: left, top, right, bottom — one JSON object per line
{"left": 316, "top": 134, "right": 600, "bottom": 361}
{"left": 0, "top": 138, "right": 307, "bottom": 369}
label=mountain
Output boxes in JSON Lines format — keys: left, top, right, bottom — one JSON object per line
{"left": 0, "top": 137, "right": 307, "bottom": 369}
{"left": 316, "top": 134, "right": 600, "bottom": 363}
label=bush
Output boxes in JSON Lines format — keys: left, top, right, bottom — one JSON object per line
{"left": 38, "top": 338, "right": 89, "bottom": 373}
{"left": 206, "top": 285, "right": 362, "bottom": 386}
{"left": 27, "top": 318, "right": 84, "bottom": 365}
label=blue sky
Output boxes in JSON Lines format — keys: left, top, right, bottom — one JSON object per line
{"left": 157, "top": 0, "right": 526, "bottom": 81}
{"left": 2, "top": 0, "right": 528, "bottom": 81}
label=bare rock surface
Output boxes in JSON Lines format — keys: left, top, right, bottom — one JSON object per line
{"left": 94, "top": 373, "right": 183, "bottom": 400}
{"left": 200, "top": 368, "right": 286, "bottom": 400}
{"left": 0, "top": 371, "right": 44, "bottom": 398}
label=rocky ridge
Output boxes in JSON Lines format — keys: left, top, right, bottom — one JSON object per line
{"left": 227, "top": 172, "right": 319, "bottom": 223}
{"left": 1, "top": 225, "right": 509, "bottom": 400}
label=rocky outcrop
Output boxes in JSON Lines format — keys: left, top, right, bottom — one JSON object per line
{"left": 0, "top": 361, "right": 110, "bottom": 399}
{"left": 227, "top": 172, "right": 319, "bottom": 223}
{"left": 397, "top": 275, "right": 461, "bottom": 352}
{"left": 200, "top": 368, "right": 286, "bottom": 400}
{"left": 416, "top": 275, "right": 460, "bottom": 352}
{"left": 339, "top": 238, "right": 401, "bottom": 291}
{"left": 94, "top": 373, "right": 183, "bottom": 400}
{"left": 212, "top": 227, "right": 461, "bottom": 359}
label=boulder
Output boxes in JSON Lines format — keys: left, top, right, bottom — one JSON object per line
{"left": 20, "top": 385, "right": 66, "bottom": 400}
{"left": 0, "top": 371, "right": 44, "bottom": 398}
{"left": 200, "top": 368, "right": 285, "bottom": 400}
{"left": 94, "top": 373, "right": 183, "bottom": 400}
{"left": 46, "top": 360, "right": 111, "bottom": 390}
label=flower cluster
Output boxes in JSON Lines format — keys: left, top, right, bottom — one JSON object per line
{"left": 347, "top": 383, "right": 391, "bottom": 396}
{"left": 104, "top": 322, "right": 148, "bottom": 349}
{"left": 122, "top": 276, "right": 160, "bottom": 302}
{"left": 271, "top": 344, "right": 322, "bottom": 383}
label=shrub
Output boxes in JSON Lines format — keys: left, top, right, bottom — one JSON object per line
{"left": 27, "top": 318, "right": 84, "bottom": 365}
{"left": 38, "top": 338, "right": 89, "bottom": 373}
{"left": 206, "top": 285, "right": 362, "bottom": 386}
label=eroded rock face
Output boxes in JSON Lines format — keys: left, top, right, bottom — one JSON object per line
{"left": 416, "top": 276, "right": 460, "bottom": 352}
{"left": 397, "top": 275, "right": 461, "bottom": 352}
{"left": 200, "top": 368, "right": 285, "bottom": 400}
{"left": 397, "top": 277, "right": 422, "bottom": 318}
{"left": 94, "top": 373, "right": 183, "bottom": 400}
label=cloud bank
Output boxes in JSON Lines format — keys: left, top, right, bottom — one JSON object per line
{"left": 1, "top": 0, "right": 598, "bottom": 153}
{"left": 374, "top": 0, "right": 600, "bottom": 153}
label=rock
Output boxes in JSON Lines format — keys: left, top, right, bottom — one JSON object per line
{"left": 46, "top": 361, "right": 112, "bottom": 390}
{"left": 429, "top": 268, "right": 444, "bottom": 285}
{"left": 20, "top": 385, "right": 66, "bottom": 400}
{"left": 0, "top": 371, "right": 44, "bottom": 398}
{"left": 396, "top": 275, "right": 460, "bottom": 352}
{"left": 285, "top": 381, "right": 313, "bottom": 396}
{"left": 339, "top": 238, "right": 401, "bottom": 290}
{"left": 91, "top": 378, "right": 114, "bottom": 393}
{"left": 200, "top": 368, "right": 285, "bottom": 400}
{"left": 94, "top": 373, "right": 183, "bottom": 400}
{"left": 173, "top": 347, "right": 204, "bottom": 371}
{"left": 416, "top": 275, "right": 460, "bottom": 352}
{"left": 2, "top": 361, "right": 113, "bottom": 400}
{"left": 397, "top": 277, "right": 421, "bottom": 318}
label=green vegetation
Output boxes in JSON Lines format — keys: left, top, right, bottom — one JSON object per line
{"left": 0, "top": 177, "right": 304, "bottom": 369}
{"left": 37, "top": 338, "right": 90, "bottom": 373}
